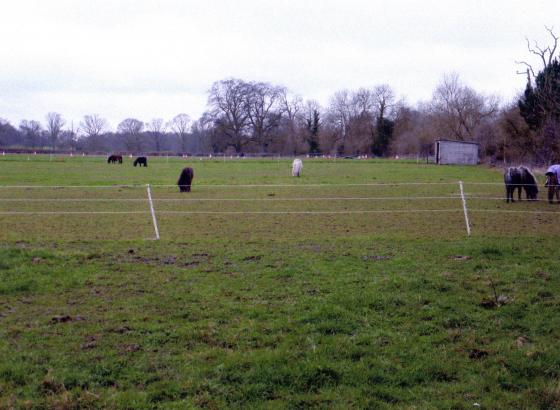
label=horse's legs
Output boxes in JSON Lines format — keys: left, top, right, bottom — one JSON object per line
{"left": 509, "top": 186, "right": 516, "bottom": 202}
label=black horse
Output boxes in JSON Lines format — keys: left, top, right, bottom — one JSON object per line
{"left": 504, "top": 166, "right": 538, "bottom": 202}
{"left": 178, "top": 167, "right": 194, "bottom": 192}
{"left": 107, "top": 155, "right": 123, "bottom": 164}
{"left": 134, "top": 156, "right": 147, "bottom": 167}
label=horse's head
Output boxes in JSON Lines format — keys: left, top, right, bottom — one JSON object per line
{"left": 519, "top": 167, "right": 538, "bottom": 200}
{"left": 526, "top": 184, "right": 539, "bottom": 200}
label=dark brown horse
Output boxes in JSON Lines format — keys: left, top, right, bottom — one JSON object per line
{"left": 545, "top": 165, "right": 560, "bottom": 204}
{"left": 107, "top": 154, "right": 123, "bottom": 164}
{"left": 178, "top": 167, "right": 194, "bottom": 192}
{"left": 504, "top": 166, "right": 538, "bottom": 202}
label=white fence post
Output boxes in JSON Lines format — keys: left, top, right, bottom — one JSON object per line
{"left": 459, "top": 181, "right": 471, "bottom": 237}
{"left": 146, "top": 184, "right": 160, "bottom": 240}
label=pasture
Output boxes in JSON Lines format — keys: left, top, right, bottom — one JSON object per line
{"left": 1, "top": 155, "right": 560, "bottom": 409}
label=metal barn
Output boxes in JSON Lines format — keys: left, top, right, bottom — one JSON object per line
{"left": 435, "top": 140, "right": 479, "bottom": 165}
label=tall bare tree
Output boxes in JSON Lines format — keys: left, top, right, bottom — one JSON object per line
{"left": 169, "top": 113, "right": 191, "bottom": 153}
{"left": 79, "top": 114, "right": 108, "bottom": 151}
{"left": 516, "top": 26, "right": 558, "bottom": 84}
{"left": 326, "top": 90, "right": 352, "bottom": 153}
{"left": 278, "top": 90, "right": 305, "bottom": 154}
{"left": 207, "top": 78, "right": 251, "bottom": 152}
{"left": 429, "top": 73, "right": 498, "bottom": 141}
{"left": 80, "top": 114, "right": 108, "bottom": 138}
{"left": 370, "top": 85, "right": 396, "bottom": 156}
{"left": 19, "top": 120, "right": 43, "bottom": 148}
{"left": 46, "top": 112, "right": 65, "bottom": 150}
{"left": 325, "top": 86, "right": 396, "bottom": 155}
{"left": 146, "top": 118, "right": 166, "bottom": 152}
{"left": 117, "top": 118, "right": 144, "bottom": 153}
{"left": 245, "top": 81, "right": 284, "bottom": 151}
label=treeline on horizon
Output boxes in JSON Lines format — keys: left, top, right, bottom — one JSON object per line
{"left": 1, "top": 31, "right": 559, "bottom": 165}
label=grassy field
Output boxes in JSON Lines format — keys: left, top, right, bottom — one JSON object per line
{"left": 1, "top": 155, "right": 560, "bottom": 409}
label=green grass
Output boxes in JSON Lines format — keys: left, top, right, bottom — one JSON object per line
{"left": 1, "top": 155, "right": 560, "bottom": 408}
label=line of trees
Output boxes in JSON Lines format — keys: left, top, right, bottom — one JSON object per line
{"left": 1, "top": 29, "right": 559, "bottom": 164}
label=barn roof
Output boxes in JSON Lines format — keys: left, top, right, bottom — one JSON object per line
{"left": 436, "top": 139, "right": 480, "bottom": 146}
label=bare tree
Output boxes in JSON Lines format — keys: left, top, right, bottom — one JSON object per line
{"left": 516, "top": 26, "right": 558, "bottom": 83}
{"left": 372, "top": 85, "right": 395, "bottom": 123}
{"left": 245, "top": 81, "right": 284, "bottom": 152}
{"left": 370, "top": 85, "right": 396, "bottom": 156}
{"left": 19, "top": 120, "right": 43, "bottom": 148}
{"left": 191, "top": 113, "right": 214, "bottom": 154}
{"left": 326, "top": 90, "right": 352, "bottom": 153}
{"left": 169, "top": 113, "right": 191, "bottom": 153}
{"left": 117, "top": 118, "right": 144, "bottom": 153}
{"left": 80, "top": 114, "right": 108, "bottom": 138}
{"left": 325, "top": 86, "right": 396, "bottom": 155}
{"left": 278, "top": 90, "right": 305, "bottom": 154}
{"left": 79, "top": 114, "right": 109, "bottom": 151}
{"left": 207, "top": 78, "right": 251, "bottom": 152}
{"left": 46, "top": 112, "right": 65, "bottom": 150}
{"left": 146, "top": 118, "right": 166, "bottom": 152}
{"left": 429, "top": 73, "right": 498, "bottom": 141}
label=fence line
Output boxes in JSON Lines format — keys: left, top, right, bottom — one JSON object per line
{"left": 155, "top": 209, "right": 464, "bottom": 215}
{"left": 1, "top": 196, "right": 556, "bottom": 203}
{"left": 0, "top": 196, "right": 555, "bottom": 203}
{"left": 0, "top": 198, "right": 150, "bottom": 202}
{"left": 1, "top": 182, "right": 557, "bottom": 189}
{"left": 1, "top": 208, "right": 560, "bottom": 216}
{"left": 153, "top": 196, "right": 462, "bottom": 201}
{"left": 469, "top": 209, "right": 560, "bottom": 214}
{"left": 0, "top": 182, "right": 465, "bottom": 189}
{"left": 0, "top": 211, "right": 150, "bottom": 215}
{"left": 466, "top": 196, "right": 551, "bottom": 201}
{"left": 0, "top": 196, "right": 462, "bottom": 202}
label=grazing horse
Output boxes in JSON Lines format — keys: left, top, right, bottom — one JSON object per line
{"left": 178, "top": 167, "right": 194, "bottom": 192}
{"left": 134, "top": 156, "right": 147, "bottom": 167}
{"left": 545, "top": 164, "right": 560, "bottom": 204}
{"left": 107, "top": 154, "right": 123, "bottom": 164}
{"left": 292, "top": 158, "right": 303, "bottom": 177}
{"left": 504, "top": 166, "right": 539, "bottom": 202}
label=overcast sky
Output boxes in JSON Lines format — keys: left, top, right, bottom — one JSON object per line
{"left": 1, "top": 0, "right": 559, "bottom": 130}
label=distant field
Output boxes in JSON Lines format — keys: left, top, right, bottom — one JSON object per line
{"left": 1, "top": 155, "right": 560, "bottom": 408}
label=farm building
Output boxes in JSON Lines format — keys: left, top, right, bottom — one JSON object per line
{"left": 435, "top": 140, "right": 479, "bottom": 165}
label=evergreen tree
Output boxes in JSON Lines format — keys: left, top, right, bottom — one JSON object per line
{"left": 519, "top": 59, "right": 560, "bottom": 130}
{"left": 371, "top": 117, "right": 394, "bottom": 156}
{"left": 518, "top": 59, "right": 560, "bottom": 163}
{"left": 306, "top": 109, "right": 320, "bottom": 153}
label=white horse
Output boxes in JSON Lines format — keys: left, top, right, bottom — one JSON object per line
{"left": 292, "top": 158, "right": 303, "bottom": 177}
